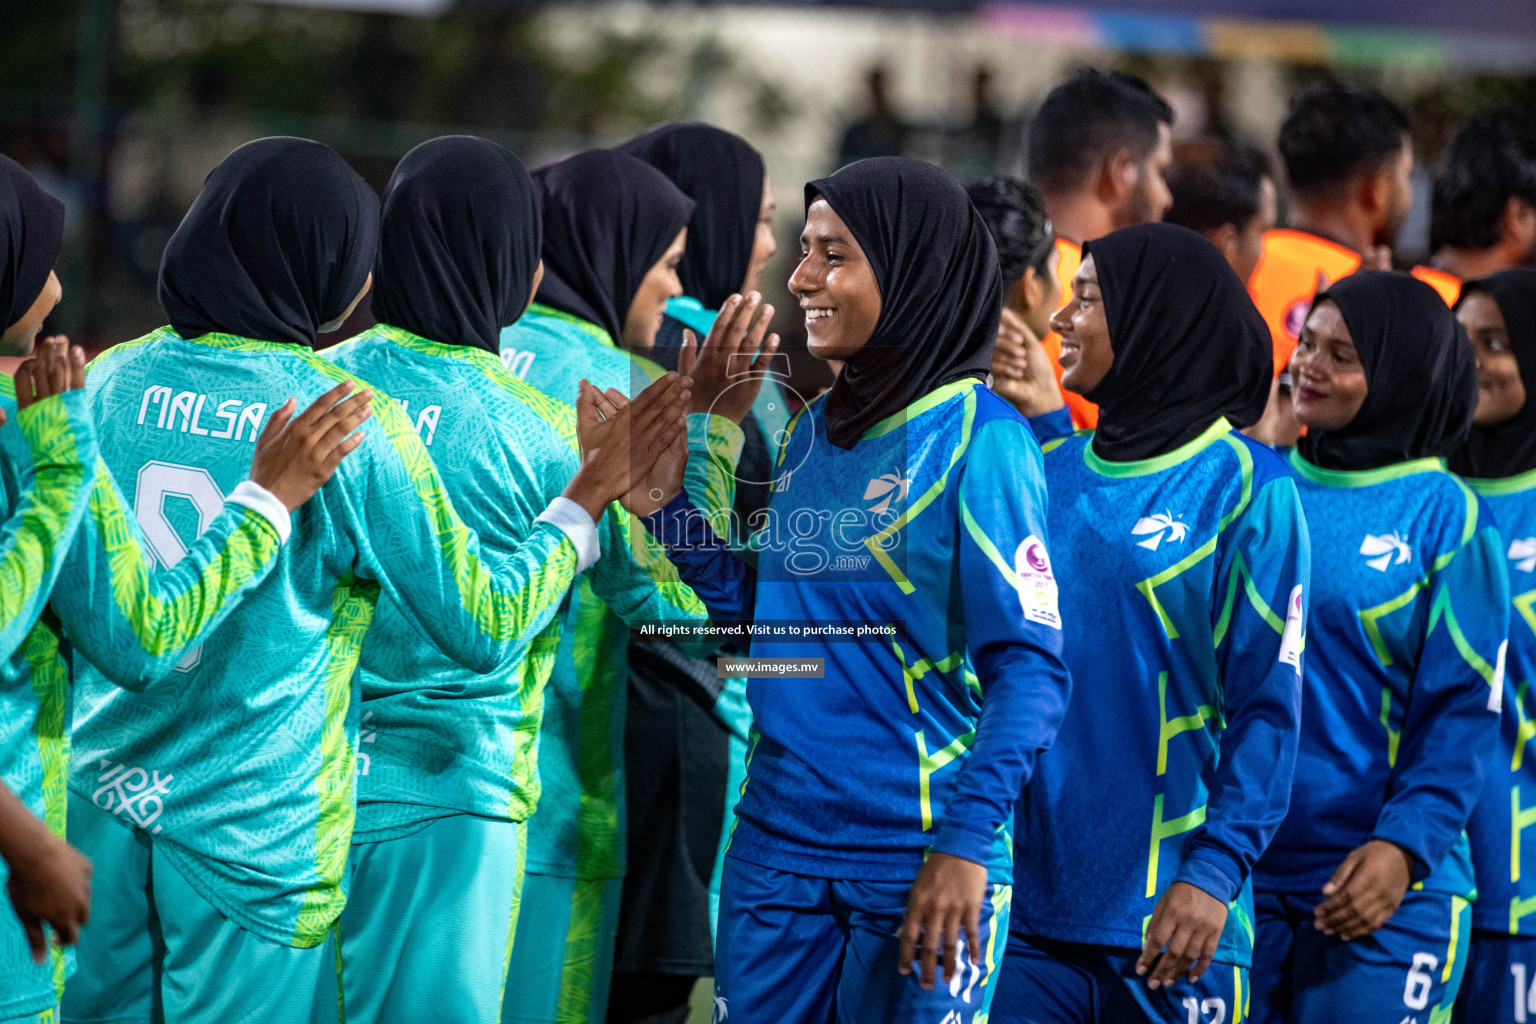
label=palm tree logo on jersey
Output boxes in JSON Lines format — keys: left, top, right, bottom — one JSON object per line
{"left": 1132, "top": 512, "right": 1189, "bottom": 551}
{"left": 864, "top": 471, "right": 910, "bottom": 514}
{"left": 1510, "top": 538, "right": 1536, "bottom": 573}
{"left": 711, "top": 994, "right": 727, "bottom": 1023}
{"left": 1360, "top": 532, "right": 1412, "bottom": 572}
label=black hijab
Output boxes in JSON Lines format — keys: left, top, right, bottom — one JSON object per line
{"left": 1081, "top": 223, "right": 1270, "bottom": 463}
{"left": 532, "top": 150, "right": 695, "bottom": 344}
{"left": 373, "top": 136, "right": 540, "bottom": 354}
{"left": 1451, "top": 268, "right": 1536, "bottom": 479}
{"left": 0, "top": 154, "right": 64, "bottom": 335}
{"left": 1298, "top": 271, "right": 1477, "bottom": 472}
{"left": 809, "top": 157, "right": 999, "bottom": 450}
{"left": 159, "top": 137, "right": 380, "bottom": 348}
{"left": 617, "top": 122, "right": 765, "bottom": 310}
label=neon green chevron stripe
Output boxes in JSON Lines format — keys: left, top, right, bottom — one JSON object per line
{"left": 867, "top": 386, "right": 976, "bottom": 594}
{"left": 291, "top": 574, "right": 377, "bottom": 947}
{"left": 22, "top": 622, "right": 69, "bottom": 840}
{"left": 89, "top": 470, "right": 282, "bottom": 656}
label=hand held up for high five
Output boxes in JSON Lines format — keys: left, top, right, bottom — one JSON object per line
{"left": 580, "top": 385, "right": 691, "bottom": 518}
{"left": 679, "top": 291, "right": 781, "bottom": 423}
{"left": 12, "top": 336, "right": 86, "bottom": 417}
{"left": 569, "top": 372, "right": 690, "bottom": 524}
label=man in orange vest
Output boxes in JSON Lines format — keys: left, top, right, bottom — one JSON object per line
{"left": 1006, "top": 69, "right": 1173, "bottom": 428}
{"left": 1429, "top": 108, "right": 1536, "bottom": 283}
{"left": 1248, "top": 83, "right": 1413, "bottom": 376}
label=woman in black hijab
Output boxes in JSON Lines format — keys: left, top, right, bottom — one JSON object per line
{"left": 524, "top": 148, "right": 694, "bottom": 349}
{"left": 0, "top": 153, "right": 65, "bottom": 356}
{"left": 993, "top": 223, "right": 1309, "bottom": 1017}
{"left": 1446, "top": 268, "right": 1536, "bottom": 1023}
{"left": 623, "top": 156, "right": 1073, "bottom": 1021}
{"left": 325, "top": 134, "right": 693, "bottom": 1024}
{"left": 159, "top": 136, "right": 379, "bottom": 347}
{"left": 369, "top": 134, "right": 541, "bottom": 352}
{"left": 1251, "top": 273, "right": 1502, "bottom": 1024}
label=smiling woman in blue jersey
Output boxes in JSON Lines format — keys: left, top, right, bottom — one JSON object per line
{"left": 986, "top": 222, "right": 1310, "bottom": 1024}
{"left": 1447, "top": 269, "right": 1536, "bottom": 1024}
{"left": 626, "top": 156, "right": 1073, "bottom": 1024}
{"left": 1249, "top": 272, "right": 1508, "bottom": 1024}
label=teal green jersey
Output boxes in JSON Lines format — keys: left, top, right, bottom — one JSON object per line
{"left": 0, "top": 385, "right": 96, "bottom": 1017}
{"left": 499, "top": 304, "right": 742, "bottom": 879}
{"left": 66, "top": 327, "right": 581, "bottom": 948}
{"left": 327, "top": 325, "right": 717, "bottom": 836}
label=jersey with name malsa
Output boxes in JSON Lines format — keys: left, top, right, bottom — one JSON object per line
{"left": 1254, "top": 452, "right": 1507, "bottom": 900}
{"left": 67, "top": 327, "right": 575, "bottom": 948}
{"left": 1013, "top": 421, "right": 1308, "bottom": 969}
{"left": 1465, "top": 469, "right": 1536, "bottom": 934}
{"left": 727, "top": 380, "right": 1070, "bottom": 886}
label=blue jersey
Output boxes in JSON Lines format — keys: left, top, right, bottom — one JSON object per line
{"left": 650, "top": 380, "right": 1073, "bottom": 884}
{"left": 1012, "top": 419, "right": 1309, "bottom": 968}
{"left": 1465, "top": 468, "right": 1536, "bottom": 934}
{"left": 1255, "top": 451, "right": 1508, "bottom": 898}
{"left": 66, "top": 328, "right": 579, "bottom": 947}
{"left": 500, "top": 304, "right": 740, "bottom": 879}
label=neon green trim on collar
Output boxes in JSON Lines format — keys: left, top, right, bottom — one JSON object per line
{"left": 1467, "top": 466, "right": 1536, "bottom": 496}
{"left": 526, "top": 303, "right": 615, "bottom": 348}
{"left": 170, "top": 328, "right": 301, "bottom": 355}
{"left": 863, "top": 379, "right": 979, "bottom": 440}
{"left": 1083, "top": 418, "right": 1233, "bottom": 478}
{"left": 367, "top": 323, "right": 501, "bottom": 369}
{"left": 1287, "top": 449, "right": 1447, "bottom": 488}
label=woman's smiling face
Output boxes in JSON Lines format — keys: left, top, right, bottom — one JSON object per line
{"left": 789, "top": 198, "right": 881, "bottom": 362}
{"left": 1289, "top": 298, "right": 1370, "bottom": 431}
{"left": 1458, "top": 289, "right": 1526, "bottom": 427}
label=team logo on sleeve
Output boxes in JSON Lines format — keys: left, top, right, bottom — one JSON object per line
{"left": 1509, "top": 538, "right": 1536, "bottom": 573}
{"left": 1131, "top": 511, "right": 1188, "bottom": 551}
{"left": 1014, "top": 535, "right": 1061, "bottom": 629}
{"left": 1279, "top": 585, "right": 1304, "bottom": 671}
{"left": 1360, "top": 532, "right": 1412, "bottom": 572}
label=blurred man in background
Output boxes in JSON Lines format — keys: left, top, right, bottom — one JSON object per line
{"left": 1164, "top": 138, "right": 1276, "bottom": 285}
{"left": 1248, "top": 82, "right": 1413, "bottom": 375}
{"left": 1431, "top": 108, "right": 1536, "bottom": 281}
{"left": 1026, "top": 68, "right": 1174, "bottom": 427}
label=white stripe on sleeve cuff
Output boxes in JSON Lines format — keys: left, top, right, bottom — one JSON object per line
{"left": 536, "top": 496, "right": 601, "bottom": 572}
{"left": 227, "top": 481, "right": 292, "bottom": 544}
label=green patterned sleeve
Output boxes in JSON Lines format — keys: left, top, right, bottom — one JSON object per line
{"left": 0, "top": 390, "right": 98, "bottom": 661}
{"left": 49, "top": 463, "right": 286, "bottom": 691}
{"left": 347, "top": 392, "right": 580, "bottom": 676}
{"left": 683, "top": 412, "right": 743, "bottom": 525}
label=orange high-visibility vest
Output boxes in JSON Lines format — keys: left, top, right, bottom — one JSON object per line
{"left": 1248, "top": 229, "right": 1361, "bottom": 377}
{"left": 1040, "top": 238, "right": 1098, "bottom": 428}
{"left": 1411, "top": 265, "right": 1462, "bottom": 306}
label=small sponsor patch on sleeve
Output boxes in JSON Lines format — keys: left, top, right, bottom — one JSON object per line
{"left": 1014, "top": 535, "right": 1061, "bottom": 629}
{"left": 1278, "top": 584, "right": 1304, "bottom": 670}
{"left": 1491, "top": 640, "right": 1508, "bottom": 714}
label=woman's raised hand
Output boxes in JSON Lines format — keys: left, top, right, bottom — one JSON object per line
{"left": 678, "top": 292, "right": 780, "bottom": 424}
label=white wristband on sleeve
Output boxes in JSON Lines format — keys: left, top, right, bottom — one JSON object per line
{"left": 227, "top": 481, "right": 293, "bottom": 544}
{"left": 536, "top": 496, "right": 601, "bottom": 572}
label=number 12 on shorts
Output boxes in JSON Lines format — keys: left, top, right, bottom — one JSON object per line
{"left": 1182, "top": 998, "right": 1225, "bottom": 1024}
{"left": 1511, "top": 962, "right": 1536, "bottom": 1022}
